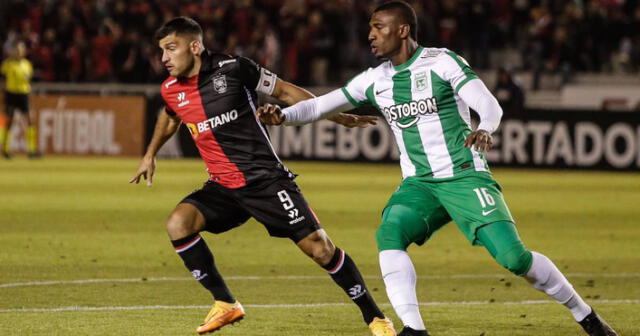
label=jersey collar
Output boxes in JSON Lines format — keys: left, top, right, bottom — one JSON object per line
{"left": 199, "top": 49, "right": 214, "bottom": 72}
{"left": 393, "top": 46, "right": 424, "bottom": 72}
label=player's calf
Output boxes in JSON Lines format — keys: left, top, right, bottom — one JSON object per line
{"left": 298, "top": 232, "right": 387, "bottom": 328}
{"left": 324, "top": 248, "right": 386, "bottom": 324}
{"left": 526, "top": 251, "right": 618, "bottom": 335}
{"left": 477, "top": 222, "right": 617, "bottom": 334}
{"left": 172, "top": 232, "right": 236, "bottom": 303}
{"left": 379, "top": 249, "right": 427, "bottom": 333}
{"left": 524, "top": 251, "right": 592, "bottom": 321}
{"left": 377, "top": 205, "right": 430, "bottom": 334}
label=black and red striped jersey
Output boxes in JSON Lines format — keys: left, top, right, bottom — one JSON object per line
{"left": 160, "top": 50, "right": 291, "bottom": 189}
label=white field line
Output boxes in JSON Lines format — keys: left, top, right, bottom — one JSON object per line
{"left": 1, "top": 273, "right": 639, "bottom": 289}
{"left": 0, "top": 299, "right": 638, "bottom": 314}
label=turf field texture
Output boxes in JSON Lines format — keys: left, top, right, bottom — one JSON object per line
{"left": 0, "top": 157, "right": 638, "bottom": 336}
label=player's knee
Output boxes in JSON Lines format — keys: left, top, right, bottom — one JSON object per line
{"left": 312, "top": 244, "right": 335, "bottom": 265}
{"left": 165, "top": 211, "right": 196, "bottom": 238}
{"left": 375, "top": 225, "right": 407, "bottom": 250}
{"left": 376, "top": 205, "right": 420, "bottom": 251}
{"left": 495, "top": 244, "right": 533, "bottom": 276}
{"left": 298, "top": 232, "right": 335, "bottom": 265}
{"left": 304, "top": 240, "right": 334, "bottom": 265}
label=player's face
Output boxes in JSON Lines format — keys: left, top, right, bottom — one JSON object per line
{"left": 368, "top": 10, "right": 403, "bottom": 59}
{"left": 159, "top": 33, "right": 197, "bottom": 77}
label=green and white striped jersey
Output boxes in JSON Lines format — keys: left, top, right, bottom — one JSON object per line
{"left": 341, "top": 46, "right": 490, "bottom": 179}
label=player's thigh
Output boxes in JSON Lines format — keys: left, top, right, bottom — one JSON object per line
{"left": 377, "top": 178, "right": 451, "bottom": 251}
{"left": 179, "top": 182, "right": 251, "bottom": 234}
{"left": 435, "top": 173, "right": 514, "bottom": 245}
{"left": 239, "top": 177, "right": 321, "bottom": 243}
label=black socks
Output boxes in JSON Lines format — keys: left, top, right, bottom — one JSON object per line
{"left": 323, "top": 248, "right": 384, "bottom": 324}
{"left": 172, "top": 233, "right": 235, "bottom": 303}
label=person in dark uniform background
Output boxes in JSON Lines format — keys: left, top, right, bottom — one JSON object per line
{"left": 129, "top": 17, "right": 396, "bottom": 336}
{"left": 493, "top": 67, "right": 525, "bottom": 116}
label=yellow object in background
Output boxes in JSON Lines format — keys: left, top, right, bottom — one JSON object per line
{"left": 1, "top": 58, "right": 33, "bottom": 95}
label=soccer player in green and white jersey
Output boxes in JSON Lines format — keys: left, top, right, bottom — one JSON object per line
{"left": 258, "top": 1, "right": 617, "bottom": 336}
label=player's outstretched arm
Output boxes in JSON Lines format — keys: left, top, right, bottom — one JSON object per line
{"left": 260, "top": 85, "right": 377, "bottom": 128}
{"left": 270, "top": 78, "right": 314, "bottom": 106}
{"left": 458, "top": 79, "right": 503, "bottom": 152}
{"left": 267, "top": 79, "right": 377, "bottom": 128}
{"left": 129, "top": 109, "right": 181, "bottom": 186}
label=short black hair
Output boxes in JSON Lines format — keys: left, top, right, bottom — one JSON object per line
{"left": 154, "top": 17, "right": 203, "bottom": 41}
{"left": 373, "top": 1, "right": 418, "bottom": 40}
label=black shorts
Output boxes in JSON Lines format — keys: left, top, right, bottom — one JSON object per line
{"left": 4, "top": 92, "right": 30, "bottom": 114}
{"left": 180, "top": 176, "right": 322, "bottom": 242}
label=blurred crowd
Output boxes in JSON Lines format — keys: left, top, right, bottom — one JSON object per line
{"left": 1, "top": 0, "right": 640, "bottom": 86}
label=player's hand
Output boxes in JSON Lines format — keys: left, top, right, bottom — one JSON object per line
{"left": 329, "top": 113, "right": 378, "bottom": 128}
{"left": 129, "top": 155, "right": 156, "bottom": 187}
{"left": 257, "top": 103, "right": 285, "bottom": 125}
{"left": 464, "top": 130, "right": 493, "bottom": 152}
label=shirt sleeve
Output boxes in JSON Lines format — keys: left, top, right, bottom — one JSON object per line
{"left": 236, "top": 57, "right": 277, "bottom": 95}
{"left": 282, "top": 89, "right": 353, "bottom": 125}
{"left": 340, "top": 68, "right": 373, "bottom": 108}
{"left": 435, "top": 51, "right": 479, "bottom": 93}
{"left": 457, "top": 79, "right": 503, "bottom": 134}
{"left": 0, "top": 61, "right": 7, "bottom": 76}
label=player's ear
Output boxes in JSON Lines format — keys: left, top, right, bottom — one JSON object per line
{"left": 190, "top": 39, "right": 203, "bottom": 54}
{"left": 398, "top": 24, "right": 410, "bottom": 39}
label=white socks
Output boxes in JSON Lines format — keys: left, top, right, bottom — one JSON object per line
{"left": 525, "top": 251, "right": 591, "bottom": 321}
{"left": 380, "top": 249, "right": 590, "bottom": 328}
{"left": 379, "top": 250, "right": 426, "bottom": 330}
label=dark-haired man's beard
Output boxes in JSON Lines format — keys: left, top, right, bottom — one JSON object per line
{"left": 178, "top": 57, "right": 196, "bottom": 78}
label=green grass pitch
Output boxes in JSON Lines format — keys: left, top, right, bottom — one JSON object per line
{"left": 1, "top": 157, "right": 638, "bottom": 335}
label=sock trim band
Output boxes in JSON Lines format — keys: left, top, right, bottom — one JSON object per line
{"left": 328, "top": 249, "right": 345, "bottom": 274}
{"left": 174, "top": 235, "right": 202, "bottom": 253}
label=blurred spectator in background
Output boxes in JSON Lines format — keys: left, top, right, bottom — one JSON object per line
{"left": 1, "top": 0, "right": 640, "bottom": 85}
{"left": 493, "top": 67, "right": 525, "bottom": 115}
{"left": 31, "top": 28, "right": 56, "bottom": 81}
{"left": 112, "top": 29, "right": 149, "bottom": 83}
{"left": 91, "top": 24, "right": 114, "bottom": 81}
{"left": 68, "top": 28, "right": 89, "bottom": 82}
{"left": 306, "top": 10, "right": 332, "bottom": 85}
{"left": 461, "top": 0, "right": 492, "bottom": 69}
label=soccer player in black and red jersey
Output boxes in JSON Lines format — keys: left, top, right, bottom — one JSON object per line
{"left": 129, "top": 17, "right": 396, "bottom": 336}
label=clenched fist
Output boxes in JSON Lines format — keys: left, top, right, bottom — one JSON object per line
{"left": 257, "top": 103, "right": 285, "bottom": 125}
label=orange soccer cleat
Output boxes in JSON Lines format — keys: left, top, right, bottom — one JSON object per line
{"left": 369, "top": 317, "right": 397, "bottom": 336}
{"left": 196, "top": 300, "right": 245, "bottom": 334}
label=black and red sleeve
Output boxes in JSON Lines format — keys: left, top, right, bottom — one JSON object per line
{"left": 236, "top": 57, "right": 277, "bottom": 95}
